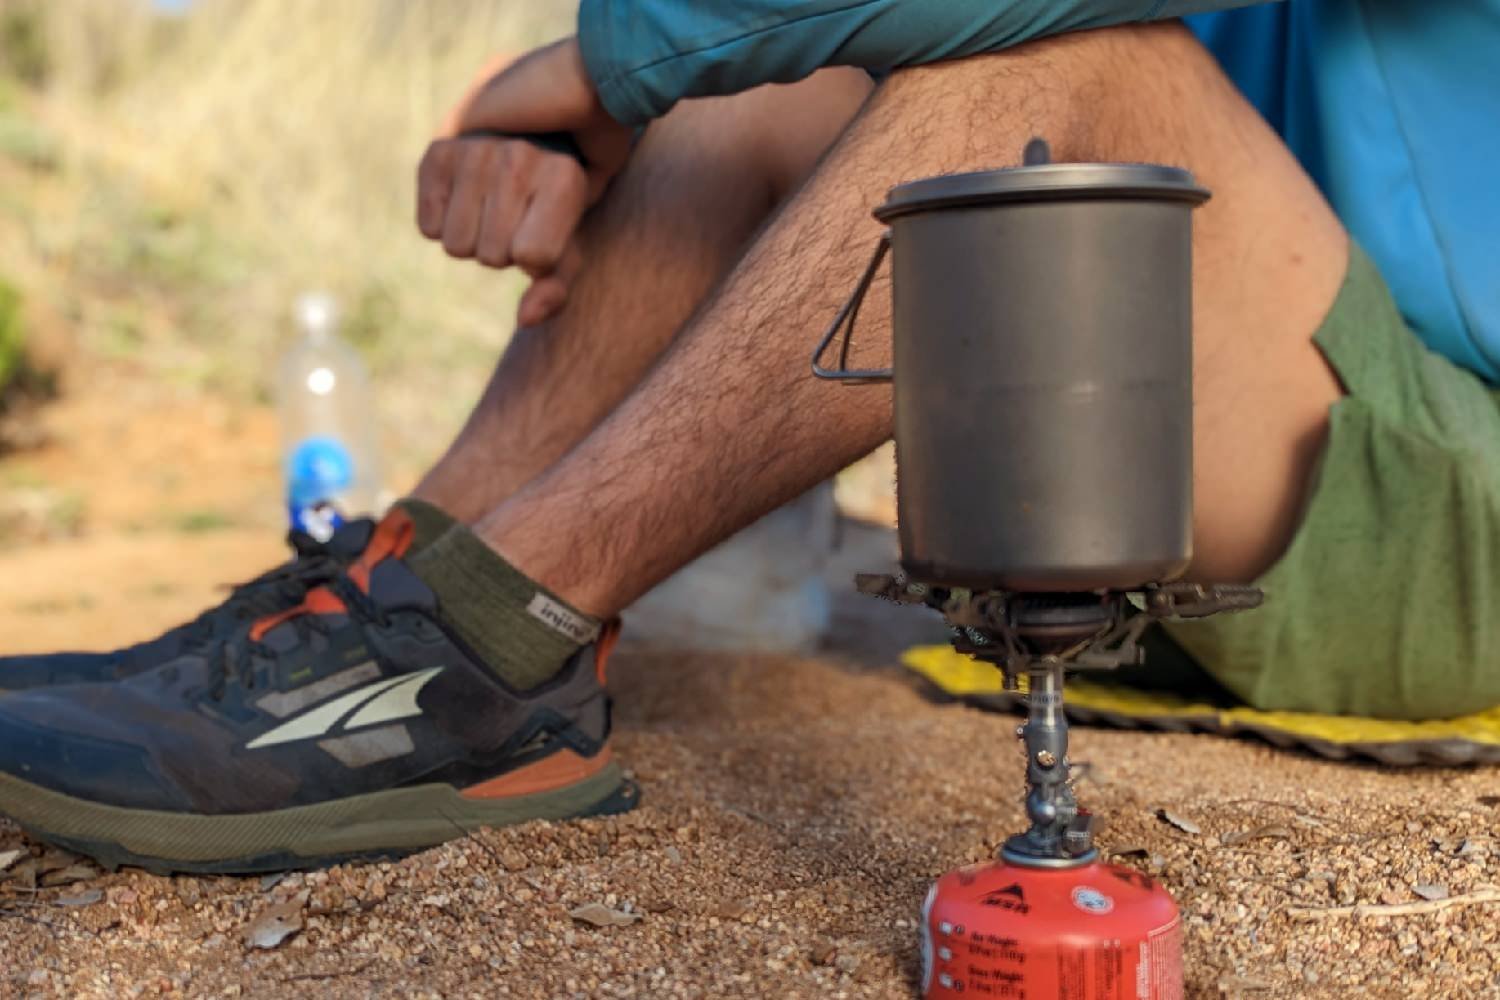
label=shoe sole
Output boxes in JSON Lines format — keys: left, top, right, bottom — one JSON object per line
{"left": 0, "top": 763, "right": 638, "bottom": 875}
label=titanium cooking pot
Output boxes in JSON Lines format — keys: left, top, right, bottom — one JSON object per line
{"left": 814, "top": 142, "right": 1210, "bottom": 591}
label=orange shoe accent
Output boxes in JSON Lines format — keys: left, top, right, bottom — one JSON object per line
{"left": 460, "top": 745, "right": 614, "bottom": 800}
{"left": 348, "top": 507, "right": 415, "bottom": 593}
{"left": 593, "top": 619, "right": 622, "bottom": 686}
{"left": 249, "top": 507, "right": 416, "bottom": 641}
{"left": 249, "top": 587, "right": 347, "bottom": 641}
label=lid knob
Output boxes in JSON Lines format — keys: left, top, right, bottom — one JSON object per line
{"left": 1022, "top": 137, "right": 1052, "bottom": 167}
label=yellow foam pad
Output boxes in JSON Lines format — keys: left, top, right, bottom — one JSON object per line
{"left": 902, "top": 645, "right": 1500, "bottom": 765}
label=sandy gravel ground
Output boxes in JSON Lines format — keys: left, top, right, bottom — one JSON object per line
{"left": 3, "top": 386, "right": 1499, "bottom": 998}
{"left": 5, "top": 544, "right": 1500, "bottom": 998}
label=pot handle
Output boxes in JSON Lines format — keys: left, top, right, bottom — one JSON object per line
{"left": 811, "top": 232, "right": 893, "bottom": 384}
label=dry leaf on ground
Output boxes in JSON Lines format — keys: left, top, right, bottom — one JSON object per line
{"left": 243, "top": 890, "right": 310, "bottom": 950}
{"left": 1156, "top": 808, "right": 1201, "bottom": 835}
{"left": 40, "top": 864, "right": 99, "bottom": 887}
{"left": 1221, "top": 825, "right": 1293, "bottom": 846}
{"left": 568, "top": 902, "right": 640, "bottom": 928}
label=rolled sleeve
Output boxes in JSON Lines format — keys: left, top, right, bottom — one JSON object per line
{"left": 578, "top": 0, "right": 1264, "bottom": 126}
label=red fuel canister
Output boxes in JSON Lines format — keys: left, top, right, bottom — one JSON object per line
{"left": 921, "top": 860, "right": 1183, "bottom": 999}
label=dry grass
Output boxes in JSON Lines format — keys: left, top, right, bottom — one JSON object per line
{"left": 0, "top": 0, "right": 574, "bottom": 467}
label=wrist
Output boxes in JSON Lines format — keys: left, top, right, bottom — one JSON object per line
{"left": 559, "top": 36, "right": 616, "bottom": 129}
{"left": 453, "top": 36, "right": 611, "bottom": 136}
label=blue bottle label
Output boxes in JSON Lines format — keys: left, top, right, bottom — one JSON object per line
{"left": 288, "top": 498, "right": 347, "bottom": 542}
{"left": 285, "top": 435, "right": 356, "bottom": 540}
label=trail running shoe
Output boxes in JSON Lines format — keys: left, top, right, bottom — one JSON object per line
{"left": 0, "top": 518, "right": 374, "bottom": 691}
{"left": 0, "top": 509, "right": 635, "bottom": 874}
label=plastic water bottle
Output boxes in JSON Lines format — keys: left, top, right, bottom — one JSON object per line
{"left": 276, "top": 292, "right": 380, "bottom": 541}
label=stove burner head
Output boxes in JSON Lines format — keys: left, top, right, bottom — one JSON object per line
{"left": 858, "top": 576, "right": 1262, "bottom": 678}
{"left": 1004, "top": 593, "right": 1118, "bottom": 655}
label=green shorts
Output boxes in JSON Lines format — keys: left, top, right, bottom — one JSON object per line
{"left": 1161, "top": 244, "right": 1500, "bottom": 721}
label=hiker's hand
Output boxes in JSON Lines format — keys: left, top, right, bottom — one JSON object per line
{"left": 417, "top": 37, "right": 633, "bottom": 326}
{"left": 417, "top": 132, "right": 590, "bottom": 324}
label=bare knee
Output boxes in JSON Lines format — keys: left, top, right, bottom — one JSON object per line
{"left": 876, "top": 22, "right": 1236, "bottom": 166}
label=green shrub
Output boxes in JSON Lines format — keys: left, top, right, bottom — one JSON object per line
{"left": 0, "top": 277, "right": 24, "bottom": 394}
{"left": 0, "top": 4, "right": 49, "bottom": 88}
{"left": 0, "top": 113, "right": 59, "bottom": 171}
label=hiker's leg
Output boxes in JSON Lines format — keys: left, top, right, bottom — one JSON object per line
{"left": 479, "top": 22, "right": 1347, "bottom": 614}
{"left": 412, "top": 69, "right": 874, "bottom": 522}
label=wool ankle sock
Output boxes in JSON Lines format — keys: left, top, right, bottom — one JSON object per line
{"left": 389, "top": 497, "right": 457, "bottom": 554}
{"left": 407, "top": 523, "right": 601, "bottom": 689}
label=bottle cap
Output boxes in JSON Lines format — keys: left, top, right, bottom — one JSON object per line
{"left": 294, "top": 291, "right": 340, "bottom": 337}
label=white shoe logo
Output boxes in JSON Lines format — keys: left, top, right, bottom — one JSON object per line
{"left": 246, "top": 668, "right": 444, "bottom": 749}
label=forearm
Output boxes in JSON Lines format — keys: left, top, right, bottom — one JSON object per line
{"left": 579, "top": 0, "right": 1267, "bottom": 126}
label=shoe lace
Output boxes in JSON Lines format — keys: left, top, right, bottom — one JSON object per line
{"left": 181, "top": 531, "right": 344, "bottom": 648}
{"left": 205, "top": 574, "right": 393, "bottom": 702}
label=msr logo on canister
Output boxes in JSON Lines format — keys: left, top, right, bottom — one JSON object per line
{"left": 1072, "top": 886, "right": 1115, "bottom": 915}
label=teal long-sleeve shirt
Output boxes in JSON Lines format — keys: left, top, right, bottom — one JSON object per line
{"left": 576, "top": 0, "right": 1500, "bottom": 388}
{"left": 578, "top": 0, "right": 1248, "bottom": 127}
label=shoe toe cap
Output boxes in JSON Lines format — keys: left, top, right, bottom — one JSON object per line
{"left": 0, "top": 694, "right": 193, "bottom": 811}
{"left": 0, "top": 652, "right": 126, "bottom": 691}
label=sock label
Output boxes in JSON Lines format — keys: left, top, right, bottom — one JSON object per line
{"left": 527, "top": 593, "right": 599, "bottom": 644}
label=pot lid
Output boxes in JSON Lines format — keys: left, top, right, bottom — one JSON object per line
{"left": 875, "top": 162, "right": 1209, "bottom": 221}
